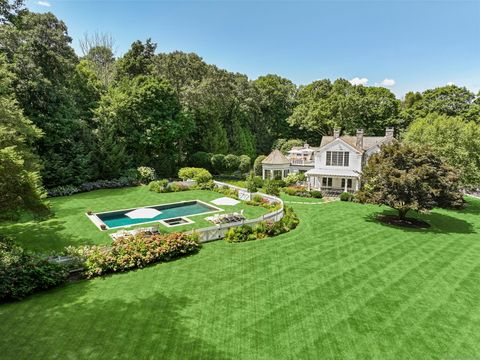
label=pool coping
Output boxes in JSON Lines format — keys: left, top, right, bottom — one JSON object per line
{"left": 86, "top": 199, "right": 223, "bottom": 231}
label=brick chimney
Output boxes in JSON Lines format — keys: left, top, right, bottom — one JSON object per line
{"left": 385, "top": 127, "right": 394, "bottom": 139}
{"left": 333, "top": 128, "right": 341, "bottom": 139}
{"left": 356, "top": 129, "right": 364, "bottom": 149}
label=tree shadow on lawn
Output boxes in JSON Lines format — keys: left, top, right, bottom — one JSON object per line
{"left": 0, "top": 218, "right": 95, "bottom": 252}
{"left": 459, "top": 196, "right": 480, "bottom": 215}
{"left": 0, "top": 279, "right": 230, "bottom": 360}
{"left": 365, "top": 208, "right": 476, "bottom": 235}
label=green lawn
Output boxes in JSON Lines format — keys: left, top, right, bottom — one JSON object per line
{"left": 1, "top": 197, "right": 480, "bottom": 359}
{"left": 0, "top": 187, "right": 268, "bottom": 252}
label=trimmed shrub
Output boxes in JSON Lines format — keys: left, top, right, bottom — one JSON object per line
{"left": 178, "top": 167, "right": 212, "bottom": 184}
{"left": 238, "top": 155, "right": 251, "bottom": 173}
{"left": 213, "top": 185, "right": 238, "bottom": 199}
{"left": 74, "top": 232, "right": 200, "bottom": 278}
{"left": 340, "top": 192, "right": 354, "bottom": 201}
{"left": 47, "top": 174, "right": 140, "bottom": 198}
{"left": 193, "top": 180, "right": 215, "bottom": 190}
{"left": 224, "top": 154, "right": 241, "bottom": 173}
{"left": 224, "top": 206, "right": 298, "bottom": 243}
{"left": 47, "top": 185, "right": 80, "bottom": 197}
{"left": 168, "top": 183, "right": 189, "bottom": 192}
{"left": 0, "top": 237, "right": 69, "bottom": 301}
{"left": 211, "top": 154, "right": 226, "bottom": 174}
{"left": 137, "top": 166, "right": 156, "bottom": 184}
{"left": 310, "top": 190, "right": 323, "bottom": 199}
{"left": 190, "top": 151, "right": 213, "bottom": 171}
{"left": 149, "top": 179, "right": 169, "bottom": 193}
{"left": 224, "top": 225, "right": 256, "bottom": 243}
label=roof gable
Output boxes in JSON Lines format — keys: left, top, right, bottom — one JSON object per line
{"left": 320, "top": 135, "right": 389, "bottom": 152}
{"left": 262, "top": 149, "right": 290, "bottom": 165}
{"left": 319, "top": 137, "right": 362, "bottom": 154}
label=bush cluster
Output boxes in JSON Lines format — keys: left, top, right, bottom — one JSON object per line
{"left": 190, "top": 152, "right": 252, "bottom": 175}
{"left": 178, "top": 167, "right": 213, "bottom": 184}
{"left": 263, "top": 179, "right": 285, "bottom": 196}
{"left": 340, "top": 192, "right": 355, "bottom": 202}
{"left": 224, "top": 206, "right": 299, "bottom": 243}
{"left": 70, "top": 232, "right": 200, "bottom": 278}
{"left": 283, "top": 186, "right": 323, "bottom": 199}
{"left": 213, "top": 185, "right": 239, "bottom": 199}
{"left": 149, "top": 179, "right": 190, "bottom": 193}
{"left": 47, "top": 169, "right": 141, "bottom": 197}
{"left": 0, "top": 236, "right": 69, "bottom": 302}
{"left": 246, "top": 194, "right": 281, "bottom": 211}
{"left": 283, "top": 172, "right": 307, "bottom": 186}
{"left": 137, "top": 166, "right": 156, "bottom": 184}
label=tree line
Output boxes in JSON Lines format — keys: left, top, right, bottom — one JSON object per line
{"left": 1, "top": 0, "right": 479, "bottom": 216}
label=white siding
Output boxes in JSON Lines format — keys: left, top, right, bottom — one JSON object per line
{"left": 314, "top": 141, "right": 362, "bottom": 173}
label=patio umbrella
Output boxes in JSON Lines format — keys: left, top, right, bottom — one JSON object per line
{"left": 125, "top": 208, "right": 161, "bottom": 219}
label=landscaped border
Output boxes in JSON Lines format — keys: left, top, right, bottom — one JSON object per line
{"left": 86, "top": 199, "right": 223, "bottom": 230}
{"left": 187, "top": 181, "right": 285, "bottom": 243}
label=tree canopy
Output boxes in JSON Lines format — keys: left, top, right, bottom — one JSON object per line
{"left": 0, "top": 3, "right": 478, "bottom": 216}
{"left": 404, "top": 113, "right": 480, "bottom": 188}
{"left": 357, "top": 142, "right": 463, "bottom": 220}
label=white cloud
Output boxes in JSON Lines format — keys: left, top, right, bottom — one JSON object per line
{"left": 37, "top": 1, "right": 51, "bottom": 7}
{"left": 380, "top": 78, "right": 396, "bottom": 87}
{"left": 447, "top": 81, "right": 455, "bottom": 86}
{"left": 349, "top": 77, "right": 369, "bottom": 86}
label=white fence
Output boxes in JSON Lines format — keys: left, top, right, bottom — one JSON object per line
{"left": 186, "top": 181, "right": 284, "bottom": 243}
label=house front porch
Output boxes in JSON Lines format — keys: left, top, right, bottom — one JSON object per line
{"left": 306, "top": 169, "right": 360, "bottom": 193}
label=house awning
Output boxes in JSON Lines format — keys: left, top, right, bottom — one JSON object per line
{"left": 305, "top": 168, "right": 360, "bottom": 177}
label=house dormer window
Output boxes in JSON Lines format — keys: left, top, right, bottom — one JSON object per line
{"left": 326, "top": 151, "right": 349, "bottom": 166}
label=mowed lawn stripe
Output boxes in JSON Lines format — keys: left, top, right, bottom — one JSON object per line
{"left": 0, "top": 198, "right": 479, "bottom": 359}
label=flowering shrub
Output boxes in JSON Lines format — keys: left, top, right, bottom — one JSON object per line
{"left": 137, "top": 166, "right": 156, "bottom": 184}
{"left": 48, "top": 176, "right": 138, "bottom": 197}
{"left": 149, "top": 179, "right": 169, "bottom": 192}
{"left": 284, "top": 173, "right": 306, "bottom": 186}
{"left": 224, "top": 206, "right": 299, "bottom": 243}
{"left": 193, "top": 180, "right": 215, "bottom": 190}
{"left": 74, "top": 232, "right": 200, "bottom": 278}
{"left": 0, "top": 236, "right": 69, "bottom": 301}
{"left": 213, "top": 185, "right": 238, "bottom": 199}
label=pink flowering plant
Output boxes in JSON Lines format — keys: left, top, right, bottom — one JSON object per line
{"left": 73, "top": 232, "right": 200, "bottom": 278}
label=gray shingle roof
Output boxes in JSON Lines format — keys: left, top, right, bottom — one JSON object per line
{"left": 320, "top": 135, "right": 389, "bottom": 152}
{"left": 262, "top": 149, "right": 291, "bottom": 165}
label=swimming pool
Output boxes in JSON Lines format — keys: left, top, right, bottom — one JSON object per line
{"left": 92, "top": 200, "right": 221, "bottom": 229}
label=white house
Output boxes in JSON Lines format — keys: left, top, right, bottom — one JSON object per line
{"left": 306, "top": 128, "right": 394, "bottom": 193}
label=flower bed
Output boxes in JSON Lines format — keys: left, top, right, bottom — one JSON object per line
{"left": 69, "top": 232, "right": 200, "bottom": 278}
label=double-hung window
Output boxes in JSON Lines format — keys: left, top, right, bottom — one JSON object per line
{"left": 326, "top": 151, "right": 349, "bottom": 166}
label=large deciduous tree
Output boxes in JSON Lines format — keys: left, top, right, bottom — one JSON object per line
{"left": 252, "top": 74, "right": 297, "bottom": 151}
{"left": 288, "top": 79, "right": 400, "bottom": 143}
{"left": 94, "top": 76, "right": 193, "bottom": 177}
{"left": 404, "top": 113, "right": 480, "bottom": 188}
{"left": 116, "top": 39, "right": 156, "bottom": 79}
{"left": 357, "top": 142, "right": 463, "bottom": 221}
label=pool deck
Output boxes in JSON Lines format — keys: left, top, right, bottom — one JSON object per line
{"left": 88, "top": 199, "right": 223, "bottom": 230}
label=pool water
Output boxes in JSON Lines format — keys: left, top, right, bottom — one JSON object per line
{"left": 96, "top": 201, "right": 218, "bottom": 229}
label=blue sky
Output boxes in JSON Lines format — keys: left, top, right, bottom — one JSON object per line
{"left": 28, "top": 0, "right": 480, "bottom": 97}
